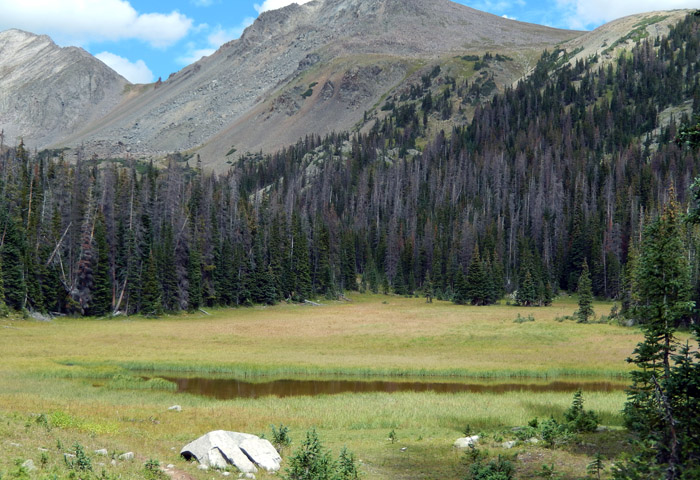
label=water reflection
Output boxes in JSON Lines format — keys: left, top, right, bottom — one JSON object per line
{"left": 162, "top": 376, "right": 626, "bottom": 400}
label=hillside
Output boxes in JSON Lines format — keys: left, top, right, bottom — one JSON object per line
{"left": 10, "top": 0, "right": 578, "bottom": 167}
{"left": 0, "top": 29, "right": 128, "bottom": 148}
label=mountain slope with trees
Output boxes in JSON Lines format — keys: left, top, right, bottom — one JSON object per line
{"left": 0, "top": 13, "right": 699, "bottom": 317}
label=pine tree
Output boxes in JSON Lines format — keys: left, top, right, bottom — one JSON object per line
{"left": 0, "top": 214, "right": 27, "bottom": 310}
{"left": 516, "top": 270, "right": 537, "bottom": 307}
{"left": 187, "top": 242, "right": 203, "bottom": 312}
{"left": 291, "top": 213, "right": 312, "bottom": 301}
{"left": 89, "top": 213, "right": 113, "bottom": 316}
{"left": 0, "top": 255, "right": 8, "bottom": 316}
{"left": 576, "top": 259, "right": 594, "bottom": 323}
{"left": 453, "top": 269, "right": 469, "bottom": 305}
{"left": 620, "top": 196, "right": 694, "bottom": 480}
{"left": 140, "top": 251, "right": 163, "bottom": 317}
{"left": 465, "top": 246, "right": 492, "bottom": 306}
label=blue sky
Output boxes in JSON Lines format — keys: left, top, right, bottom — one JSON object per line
{"left": 0, "top": 0, "right": 696, "bottom": 84}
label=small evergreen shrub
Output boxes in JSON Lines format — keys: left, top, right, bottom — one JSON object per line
{"left": 564, "top": 390, "right": 599, "bottom": 433}
{"left": 271, "top": 424, "right": 292, "bottom": 451}
{"left": 468, "top": 455, "right": 514, "bottom": 480}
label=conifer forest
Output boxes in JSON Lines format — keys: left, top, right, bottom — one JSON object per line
{"left": 1, "top": 14, "right": 700, "bottom": 319}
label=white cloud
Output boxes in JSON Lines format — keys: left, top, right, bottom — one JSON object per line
{"left": 177, "top": 20, "right": 255, "bottom": 65}
{"left": 254, "top": 0, "right": 313, "bottom": 14}
{"left": 557, "top": 0, "right": 699, "bottom": 29}
{"left": 177, "top": 46, "right": 217, "bottom": 65}
{"left": 0, "top": 0, "right": 192, "bottom": 48}
{"left": 96, "top": 51, "right": 154, "bottom": 84}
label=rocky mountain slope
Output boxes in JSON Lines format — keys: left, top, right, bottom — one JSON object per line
{"left": 0, "top": 0, "right": 692, "bottom": 169}
{"left": 0, "top": 29, "right": 128, "bottom": 148}
{"left": 49, "top": 0, "right": 579, "bottom": 167}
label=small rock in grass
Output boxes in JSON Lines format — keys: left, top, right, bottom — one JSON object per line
{"left": 10, "top": 442, "right": 22, "bottom": 447}
{"left": 244, "top": 474, "right": 256, "bottom": 480}
{"left": 168, "top": 405, "right": 182, "bottom": 412}
{"left": 37, "top": 447, "right": 48, "bottom": 452}
{"left": 21, "top": 459, "right": 37, "bottom": 472}
{"left": 222, "top": 473, "right": 231, "bottom": 477}
{"left": 453, "top": 435, "right": 479, "bottom": 449}
{"left": 64, "top": 453, "right": 76, "bottom": 459}
{"left": 527, "top": 437, "right": 540, "bottom": 444}
{"left": 94, "top": 449, "right": 108, "bottom": 456}
{"left": 502, "top": 441, "right": 517, "bottom": 449}
{"left": 166, "top": 464, "right": 175, "bottom": 469}
{"left": 198, "top": 464, "right": 209, "bottom": 470}
{"left": 118, "top": 452, "right": 134, "bottom": 461}
{"left": 110, "top": 459, "right": 118, "bottom": 466}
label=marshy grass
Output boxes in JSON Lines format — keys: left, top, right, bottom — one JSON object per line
{"left": 0, "top": 295, "right": 642, "bottom": 479}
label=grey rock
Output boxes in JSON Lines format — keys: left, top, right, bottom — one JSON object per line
{"left": 527, "top": 437, "right": 540, "bottom": 444}
{"left": 502, "top": 441, "right": 517, "bottom": 449}
{"left": 118, "top": 452, "right": 134, "bottom": 461}
{"left": 180, "top": 430, "right": 258, "bottom": 473}
{"left": 166, "top": 464, "right": 175, "bottom": 469}
{"left": 168, "top": 405, "right": 182, "bottom": 412}
{"left": 94, "top": 449, "right": 109, "bottom": 456}
{"left": 21, "top": 459, "right": 36, "bottom": 472}
{"left": 198, "top": 464, "right": 209, "bottom": 470}
{"left": 454, "top": 435, "right": 480, "bottom": 449}
{"left": 239, "top": 437, "right": 282, "bottom": 472}
{"left": 110, "top": 459, "right": 118, "bottom": 466}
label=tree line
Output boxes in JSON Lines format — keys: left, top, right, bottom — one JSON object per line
{"left": 0, "top": 14, "right": 699, "bottom": 318}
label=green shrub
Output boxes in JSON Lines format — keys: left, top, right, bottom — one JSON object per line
{"left": 468, "top": 455, "right": 514, "bottom": 480}
{"left": 284, "top": 429, "right": 360, "bottom": 480}
{"left": 143, "top": 459, "right": 168, "bottom": 480}
{"left": 564, "top": 390, "right": 599, "bottom": 433}
{"left": 271, "top": 424, "right": 291, "bottom": 451}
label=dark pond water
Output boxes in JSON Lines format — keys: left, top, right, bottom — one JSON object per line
{"left": 162, "top": 376, "right": 626, "bottom": 400}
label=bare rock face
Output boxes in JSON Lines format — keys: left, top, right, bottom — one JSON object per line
{"left": 0, "top": 29, "right": 128, "bottom": 148}
{"left": 48, "top": 0, "right": 580, "bottom": 164}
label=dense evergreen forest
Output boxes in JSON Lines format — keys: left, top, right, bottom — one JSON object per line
{"left": 0, "top": 14, "right": 699, "bottom": 317}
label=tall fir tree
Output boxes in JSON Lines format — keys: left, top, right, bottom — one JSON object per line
{"left": 0, "top": 214, "right": 27, "bottom": 310}
{"left": 619, "top": 195, "right": 694, "bottom": 480}
{"left": 140, "top": 251, "right": 163, "bottom": 317}
{"left": 89, "top": 212, "right": 113, "bottom": 316}
{"left": 465, "top": 246, "right": 492, "bottom": 306}
{"left": 576, "top": 259, "right": 594, "bottom": 323}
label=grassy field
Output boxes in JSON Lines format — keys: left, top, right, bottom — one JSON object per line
{"left": 0, "top": 295, "right": 645, "bottom": 479}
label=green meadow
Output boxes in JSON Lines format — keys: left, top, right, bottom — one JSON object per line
{"left": 0, "top": 295, "right": 646, "bottom": 479}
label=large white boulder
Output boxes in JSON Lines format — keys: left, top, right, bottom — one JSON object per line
{"left": 181, "top": 430, "right": 281, "bottom": 473}
{"left": 454, "top": 435, "right": 480, "bottom": 449}
{"left": 239, "top": 437, "right": 282, "bottom": 472}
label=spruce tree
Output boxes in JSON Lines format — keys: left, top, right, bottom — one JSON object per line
{"left": 576, "top": 259, "right": 594, "bottom": 323}
{"left": 516, "top": 270, "right": 537, "bottom": 307}
{"left": 0, "top": 215, "right": 27, "bottom": 310}
{"left": 89, "top": 213, "right": 113, "bottom": 316}
{"left": 465, "top": 246, "right": 491, "bottom": 306}
{"left": 187, "top": 242, "right": 203, "bottom": 311}
{"left": 0, "top": 255, "right": 8, "bottom": 316}
{"left": 619, "top": 196, "right": 695, "bottom": 480}
{"left": 140, "top": 251, "right": 163, "bottom": 317}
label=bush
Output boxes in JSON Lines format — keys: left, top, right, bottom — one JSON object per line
{"left": 468, "top": 455, "right": 515, "bottom": 480}
{"left": 144, "top": 459, "right": 168, "bottom": 480}
{"left": 284, "top": 429, "right": 360, "bottom": 480}
{"left": 564, "top": 390, "right": 599, "bottom": 433}
{"left": 271, "top": 424, "right": 292, "bottom": 451}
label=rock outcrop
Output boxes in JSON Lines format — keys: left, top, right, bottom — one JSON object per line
{"left": 0, "top": 29, "right": 128, "bottom": 148}
{"left": 180, "top": 431, "right": 281, "bottom": 473}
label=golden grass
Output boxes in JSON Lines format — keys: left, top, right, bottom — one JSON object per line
{"left": 1, "top": 295, "right": 640, "bottom": 378}
{"left": 0, "top": 295, "right": 643, "bottom": 479}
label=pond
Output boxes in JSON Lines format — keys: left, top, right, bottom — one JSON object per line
{"left": 161, "top": 375, "right": 627, "bottom": 400}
